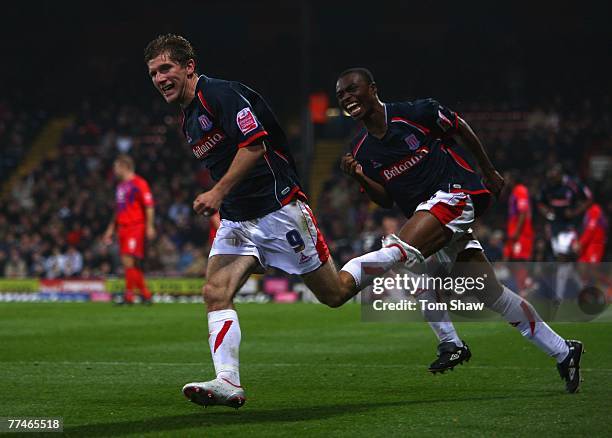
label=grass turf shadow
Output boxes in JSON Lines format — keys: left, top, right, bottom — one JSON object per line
{"left": 61, "top": 392, "right": 561, "bottom": 437}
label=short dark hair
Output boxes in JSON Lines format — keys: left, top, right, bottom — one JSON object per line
{"left": 338, "top": 67, "right": 375, "bottom": 85}
{"left": 144, "top": 34, "right": 197, "bottom": 67}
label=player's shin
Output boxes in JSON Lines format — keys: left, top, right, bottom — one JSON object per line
{"left": 207, "top": 309, "right": 242, "bottom": 386}
{"left": 416, "top": 288, "right": 463, "bottom": 347}
{"left": 488, "top": 286, "right": 569, "bottom": 362}
{"left": 124, "top": 267, "right": 137, "bottom": 303}
{"left": 133, "top": 267, "right": 152, "bottom": 299}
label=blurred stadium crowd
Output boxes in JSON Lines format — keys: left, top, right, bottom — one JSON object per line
{"left": 0, "top": 96, "right": 609, "bottom": 279}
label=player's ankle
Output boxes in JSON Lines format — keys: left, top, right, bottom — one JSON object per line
{"left": 217, "top": 372, "right": 241, "bottom": 387}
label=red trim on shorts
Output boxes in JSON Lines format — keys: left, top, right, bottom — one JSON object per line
{"left": 429, "top": 198, "right": 467, "bottom": 225}
{"left": 303, "top": 205, "right": 331, "bottom": 264}
{"left": 213, "top": 320, "right": 233, "bottom": 353}
{"left": 238, "top": 130, "right": 268, "bottom": 148}
{"left": 197, "top": 90, "right": 215, "bottom": 116}
{"left": 520, "top": 301, "right": 536, "bottom": 336}
{"left": 450, "top": 188, "right": 491, "bottom": 196}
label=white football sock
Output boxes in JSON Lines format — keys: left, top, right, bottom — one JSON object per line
{"left": 340, "top": 246, "right": 404, "bottom": 289}
{"left": 555, "top": 263, "right": 582, "bottom": 301}
{"left": 489, "top": 286, "right": 569, "bottom": 362}
{"left": 555, "top": 263, "right": 571, "bottom": 301}
{"left": 416, "top": 288, "right": 463, "bottom": 347}
{"left": 208, "top": 309, "right": 241, "bottom": 386}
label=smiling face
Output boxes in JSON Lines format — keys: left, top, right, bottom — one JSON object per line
{"left": 336, "top": 72, "right": 378, "bottom": 120}
{"left": 147, "top": 52, "right": 196, "bottom": 105}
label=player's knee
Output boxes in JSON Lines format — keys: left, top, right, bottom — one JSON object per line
{"left": 478, "top": 279, "right": 504, "bottom": 307}
{"left": 319, "top": 293, "right": 345, "bottom": 308}
{"left": 122, "top": 255, "right": 135, "bottom": 269}
{"left": 319, "top": 275, "right": 358, "bottom": 308}
{"left": 202, "top": 281, "right": 230, "bottom": 309}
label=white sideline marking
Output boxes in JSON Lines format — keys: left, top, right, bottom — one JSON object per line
{"left": 3, "top": 361, "right": 612, "bottom": 373}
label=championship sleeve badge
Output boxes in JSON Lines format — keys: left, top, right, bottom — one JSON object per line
{"left": 236, "top": 107, "right": 259, "bottom": 135}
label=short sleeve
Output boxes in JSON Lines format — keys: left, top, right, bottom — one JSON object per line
{"left": 210, "top": 86, "right": 269, "bottom": 148}
{"left": 137, "top": 178, "right": 154, "bottom": 207}
{"left": 412, "top": 98, "right": 459, "bottom": 136}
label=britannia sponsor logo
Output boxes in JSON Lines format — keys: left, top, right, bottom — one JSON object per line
{"left": 192, "top": 128, "right": 226, "bottom": 159}
{"left": 380, "top": 149, "right": 429, "bottom": 182}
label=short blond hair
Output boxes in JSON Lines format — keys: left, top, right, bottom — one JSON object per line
{"left": 115, "top": 154, "right": 134, "bottom": 171}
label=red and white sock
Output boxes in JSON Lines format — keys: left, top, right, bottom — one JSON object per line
{"left": 208, "top": 309, "right": 241, "bottom": 386}
{"left": 340, "top": 246, "right": 405, "bottom": 289}
{"left": 489, "top": 286, "right": 569, "bottom": 362}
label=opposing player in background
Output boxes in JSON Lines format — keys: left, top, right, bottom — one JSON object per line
{"left": 144, "top": 34, "right": 470, "bottom": 409}
{"left": 575, "top": 202, "right": 607, "bottom": 263}
{"left": 538, "top": 164, "right": 593, "bottom": 261}
{"left": 103, "top": 155, "right": 156, "bottom": 304}
{"left": 503, "top": 171, "right": 534, "bottom": 262}
{"left": 503, "top": 171, "right": 534, "bottom": 294}
{"left": 336, "top": 67, "right": 583, "bottom": 393}
{"left": 538, "top": 165, "right": 593, "bottom": 300}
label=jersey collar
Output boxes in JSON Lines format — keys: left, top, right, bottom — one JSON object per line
{"left": 367, "top": 102, "right": 389, "bottom": 140}
{"left": 185, "top": 75, "right": 207, "bottom": 111}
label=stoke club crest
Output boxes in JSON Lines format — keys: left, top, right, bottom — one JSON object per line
{"left": 198, "top": 114, "right": 213, "bottom": 132}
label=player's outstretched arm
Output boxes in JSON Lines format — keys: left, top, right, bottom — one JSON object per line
{"left": 340, "top": 153, "right": 393, "bottom": 208}
{"left": 193, "top": 143, "right": 266, "bottom": 215}
{"left": 452, "top": 117, "right": 504, "bottom": 198}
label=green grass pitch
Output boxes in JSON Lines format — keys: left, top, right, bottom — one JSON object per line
{"left": 1, "top": 303, "right": 611, "bottom": 437}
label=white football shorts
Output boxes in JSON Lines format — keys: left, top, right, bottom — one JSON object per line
{"left": 551, "top": 230, "right": 578, "bottom": 257}
{"left": 415, "top": 190, "right": 483, "bottom": 271}
{"left": 210, "top": 199, "right": 330, "bottom": 275}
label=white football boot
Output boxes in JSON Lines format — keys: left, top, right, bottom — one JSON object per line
{"left": 382, "top": 234, "right": 425, "bottom": 267}
{"left": 182, "top": 378, "right": 246, "bottom": 409}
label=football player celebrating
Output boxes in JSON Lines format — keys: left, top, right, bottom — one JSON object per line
{"left": 336, "top": 67, "right": 583, "bottom": 393}
{"left": 144, "top": 35, "right": 470, "bottom": 409}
